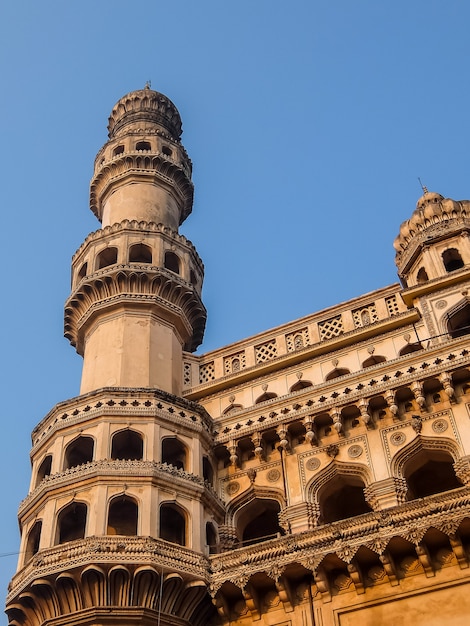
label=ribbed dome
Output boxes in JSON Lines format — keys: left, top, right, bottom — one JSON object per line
{"left": 107, "top": 85, "right": 183, "bottom": 140}
{"left": 394, "top": 191, "right": 467, "bottom": 257}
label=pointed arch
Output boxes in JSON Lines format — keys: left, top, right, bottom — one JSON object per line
{"left": 107, "top": 495, "right": 139, "bottom": 535}
{"left": 443, "top": 298, "right": 470, "bottom": 338}
{"left": 225, "top": 484, "right": 285, "bottom": 545}
{"left": 160, "top": 502, "right": 188, "bottom": 546}
{"left": 306, "top": 460, "right": 373, "bottom": 524}
{"left": 390, "top": 435, "right": 462, "bottom": 499}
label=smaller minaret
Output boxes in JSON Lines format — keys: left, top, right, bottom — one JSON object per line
{"left": 64, "top": 86, "right": 206, "bottom": 395}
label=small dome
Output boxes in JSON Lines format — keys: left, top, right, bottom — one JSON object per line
{"left": 107, "top": 85, "right": 183, "bottom": 140}
{"left": 393, "top": 191, "right": 469, "bottom": 262}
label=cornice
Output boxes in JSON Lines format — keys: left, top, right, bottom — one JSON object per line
{"left": 400, "top": 268, "right": 470, "bottom": 305}
{"left": 185, "top": 309, "right": 420, "bottom": 400}
{"left": 212, "top": 342, "right": 469, "bottom": 444}
{"left": 209, "top": 485, "right": 470, "bottom": 589}
{"left": 31, "top": 388, "right": 213, "bottom": 453}
{"left": 18, "top": 459, "right": 225, "bottom": 518}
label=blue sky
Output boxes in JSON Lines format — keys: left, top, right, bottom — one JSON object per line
{"left": 1, "top": 0, "right": 470, "bottom": 614}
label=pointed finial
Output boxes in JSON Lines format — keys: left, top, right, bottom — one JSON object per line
{"left": 145, "top": 80, "right": 151, "bottom": 90}
{"left": 418, "top": 177, "right": 428, "bottom": 194}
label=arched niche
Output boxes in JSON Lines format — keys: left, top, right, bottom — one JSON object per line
{"left": 111, "top": 429, "right": 144, "bottom": 461}
{"left": 160, "top": 503, "right": 187, "bottom": 546}
{"left": 107, "top": 496, "right": 138, "bottom": 535}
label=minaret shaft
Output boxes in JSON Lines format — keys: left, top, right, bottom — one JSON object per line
{"left": 79, "top": 304, "right": 184, "bottom": 395}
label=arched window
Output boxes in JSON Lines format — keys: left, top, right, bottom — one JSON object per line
{"left": 404, "top": 450, "right": 461, "bottom": 500}
{"left": 129, "top": 243, "right": 152, "bottom": 264}
{"left": 318, "top": 476, "right": 372, "bottom": 524}
{"left": 113, "top": 145, "right": 124, "bottom": 157}
{"left": 161, "top": 438, "right": 187, "bottom": 470}
{"left": 36, "top": 455, "right": 52, "bottom": 488}
{"left": 63, "top": 436, "right": 94, "bottom": 470}
{"left": 206, "top": 522, "right": 217, "bottom": 554}
{"left": 238, "top": 499, "right": 284, "bottom": 546}
{"left": 97, "top": 247, "right": 118, "bottom": 269}
{"left": 162, "top": 145, "right": 172, "bottom": 157}
{"left": 362, "top": 355, "right": 386, "bottom": 368}
{"left": 164, "top": 251, "right": 180, "bottom": 274}
{"left": 255, "top": 392, "right": 277, "bottom": 404}
{"left": 290, "top": 379, "right": 313, "bottom": 393}
{"left": 442, "top": 248, "right": 464, "bottom": 272}
{"left": 160, "top": 503, "right": 186, "bottom": 546}
{"left": 136, "top": 141, "right": 151, "bottom": 151}
{"left": 447, "top": 302, "right": 470, "bottom": 338}
{"left": 111, "top": 430, "right": 143, "bottom": 461}
{"left": 78, "top": 262, "right": 87, "bottom": 281}
{"left": 399, "top": 342, "right": 423, "bottom": 356}
{"left": 190, "top": 269, "right": 198, "bottom": 286}
{"left": 25, "top": 521, "right": 42, "bottom": 562}
{"left": 57, "top": 502, "right": 87, "bottom": 544}
{"left": 107, "top": 496, "right": 138, "bottom": 535}
{"left": 325, "top": 368, "right": 350, "bottom": 381}
{"left": 203, "top": 456, "right": 214, "bottom": 485}
{"left": 416, "top": 267, "right": 429, "bottom": 284}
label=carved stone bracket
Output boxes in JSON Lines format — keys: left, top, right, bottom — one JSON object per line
{"left": 364, "top": 477, "right": 408, "bottom": 510}
{"left": 454, "top": 456, "right": 470, "bottom": 485}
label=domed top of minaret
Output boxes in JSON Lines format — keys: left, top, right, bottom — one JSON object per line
{"left": 107, "top": 83, "right": 183, "bottom": 140}
{"left": 393, "top": 190, "right": 469, "bottom": 265}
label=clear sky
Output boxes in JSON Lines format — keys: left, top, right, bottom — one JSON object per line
{"left": 1, "top": 0, "right": 470, "bottom": 615}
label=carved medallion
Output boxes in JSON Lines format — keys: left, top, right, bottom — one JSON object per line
{"left": 435, "top": 299, "right": 448, "bottom": 310}
{"left": 347, "top": 444, "right": 363, "bottom": 458}
{"left": 390, "top": 431, "right": 406, "bottom": 446}
{"left": 267, "top": 468, "right": 281, "bottom": 482}
{"left": 305, "top": 457, "right": 321, "bottom": 471}
{"left": 226, "top": 481, "right": 240, "bottom": 495}
{"left": 432, "top": 418, "right": 448, "bottom": 433}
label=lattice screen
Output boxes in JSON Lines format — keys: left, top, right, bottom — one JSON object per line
{"left": 224, "top": 351, "right": 246, "bottom": 374}
{"left": 183, "top": 362, "right": 192, "bottom": 386}
{"left": 286, "top": 328, "right": 310, "bottom": 352}
{"left": 352, "top": 304, "right": 378, "bottom": 328}
{"left": 255, "top": 339, "right": 277, "bottom": 363}
{"left": 199, "top": 361, "right": 215, "bottom": 383}
{"left": 318, "top": 315, "right": 344, "bottom": 340}
{"left": 385, "top": 295, "right": 400, "bottom": 316}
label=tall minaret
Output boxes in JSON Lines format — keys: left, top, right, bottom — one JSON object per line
{"left": 6, "top": 88, "right": 221, "bottom": 626}
{"left": 65, "top": 84, "right": 206, "bottom": 395}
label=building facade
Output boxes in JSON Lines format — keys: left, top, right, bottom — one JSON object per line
{"left": 6, "top": 87, "right": 470, "bottom": 626}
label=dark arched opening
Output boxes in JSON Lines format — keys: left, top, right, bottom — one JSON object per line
{"left": 25, "top": 521, "right": 42, "bottom": 562}
{"left": 111, "top": 430, "right": 143, "bottom": 461}
{"left": 203, "top": 456, "right": 214, "bottom": 485}
{"left": 97, "top": 247, "right": 118, "bottom": 269}
{"left": 319, "top": 476, "right": 372, "bottom": 524}
{"left": 57, "top": 502, "right": 87, "bottom": 544}
{"left": 107, "top": 496, "right": 138, "bottom": 535}
{"left": 442, "top": 248, "right": 464, "bottom": 272}
{"left": 206, "top": 522, "right": 217, "bottom": 554}
{"left": 447, "top": 303, "right": 470, "bottom": 339}
{"left": 325, "top": 368, "right": 350, "bottom": 381}
{"left": 404, "top": 450, "right": 461, "bottom": 500}
{"left": 164, "top": 251, "right": 180, "bottom": 274}
{"left": 416, "top": 267, "right": 429, "bottom": 284}
{"left": 161, "top": 438, "right": 187, "bottom": 470}
{"left": 63, "top": 436, "right": 94, "bottom": 470}
{"left": 129, "top": 243, "right": 152, "bottom": 264}
{"left": 160, "top": 504, "right": 186, "bottom": 546}
{"left": 238, "top": 499, "right": 284, "bottom": 546}
{"left": 36, "top": 455, "right": 52, "bottom": 488}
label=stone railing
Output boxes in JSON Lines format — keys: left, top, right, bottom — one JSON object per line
{"left": 8, "top": 535, "right": 210, "bottom": 601}
{"left": 209, "top": 485, "right": 470, "bottom": 592}
{"left": 19, "top": 459, "right": 223, "bottom": 515}
{"left": 183, "top": 288, "right": 412, "bottom": 391}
